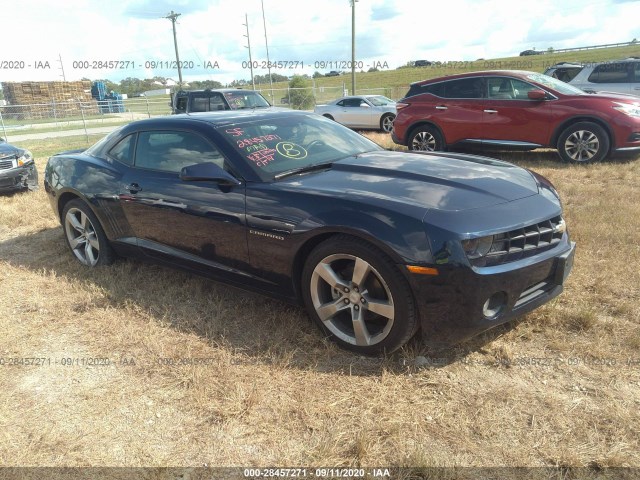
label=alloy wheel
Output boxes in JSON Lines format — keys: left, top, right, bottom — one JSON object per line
{"left": 564, "top": 130, "right": 600, "bottom": 162}
{"left": 310, "top": 253, "right": 395, "bottom": 347}
{"left": 64, "top": 207, "right": 100, "bottom": 266}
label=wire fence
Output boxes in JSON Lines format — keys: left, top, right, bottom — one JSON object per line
{"left": 0, "top": 86, "right": 409, "bottom": 142}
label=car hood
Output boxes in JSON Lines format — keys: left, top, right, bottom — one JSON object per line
{"left": 279, "top": 151, "right": 539, "bottom": 213}
{"left": 589, "top": 91, "right": 640, "bottom": 103}
{"left": 0, "top": 143, "right": 22, "bottom": 158}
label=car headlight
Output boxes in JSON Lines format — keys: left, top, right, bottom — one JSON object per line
{"left": 613, "top": 102, "right": 640, "bottom": 118}
{"left": 17, "top": 149, "right": 33, "bottom": 166}
{"left": 461, "top": 235, "right": 493, "bottom": 259}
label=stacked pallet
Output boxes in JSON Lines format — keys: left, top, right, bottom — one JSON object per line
{"left": 1, "top": 81, "right": 99, "bottom": 119}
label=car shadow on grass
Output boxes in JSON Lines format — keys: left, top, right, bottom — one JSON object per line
{"left": 0, "top": 227, "right": 530, "bottom": 377}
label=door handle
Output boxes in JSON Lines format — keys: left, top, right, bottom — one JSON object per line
{"left": 435, "top": 106, "right": 448, "bottom": 110}
{"left": 126, "top": 183, "right": 142, "bottom": 194}
{"left": 484, "top": 109, "right": 498, "bottom": 114}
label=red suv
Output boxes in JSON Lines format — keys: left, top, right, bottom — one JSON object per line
{"left": 392, "top": 70, "right": 640, "bottom": 163}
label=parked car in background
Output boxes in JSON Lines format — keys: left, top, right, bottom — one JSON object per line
{"left": 44, "top": 110, "right": 574, "bottom": 354}
{"left": 414, "top": 60, "right": 433, "bottom": 67}
{"left": 519, "top": 50, "right": 543, "bottom": 56}
{"left": 171, "top": 89, "right": 271, "bottom": 114}
{"left": 314, "top": 95, "right": 397, "bottom": 132}
{"left": 544, "top": 58, "right": 640, "bottom": 96}
{"left": 542, "top": 61, "right": 584, "bottom": 83}
{"left": 392, "top": 70, "right": 640, "bottom": 163}
{"left": 325, "top": 71, "right": 341, "bottom": 77}
{"left": 0, "top": 138, "right": 38, "bottom": 192}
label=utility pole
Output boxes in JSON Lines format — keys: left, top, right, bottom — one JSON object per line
{"left": 261, "top": 0, "right": 274, "bottom": 102}
{"left": 243, "top": 14, "right": 256, "bottom": 91}
{"left": 58, "top": 54, "right": 66, "bottom": 81}
{"left": 165, "top": 11, "right": 183, "bottom": 88}
{"left": 350, "top": 0, "right": 357, "bottom": 95}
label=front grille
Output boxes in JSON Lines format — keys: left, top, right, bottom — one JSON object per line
{"left": 0, "top": 159, "right": 15, "bottom": 170}
{"left": 472, "top": 216, "right": 565, "bottom": 267}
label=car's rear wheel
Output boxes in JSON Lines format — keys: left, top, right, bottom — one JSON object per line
{"left": 408, "top": 125, "right": 444, "bottom": 151}
{"left": 557, "top": 122, "right": 609, "bottom": 163}
{"left": 62, "top": 199, "right": 113, "bottom": 267}
{"left": 323, "top": 114, "right": 334, "bottom": 121}
{"left": 380, "top": 113, "right": 395, "bottom": 133}
{"left": 302, "top": 235, "right": 418, "bottom": 355}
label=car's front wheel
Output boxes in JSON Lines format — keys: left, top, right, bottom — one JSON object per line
{"left": 323, "top": 114, "right": 334, "bottom": 121}
{"left": 62, "top": 199, "right": 113, "bottom": 267}
{"left": 557, "top": 122, "right": 610, "bottom": 163}
{"left": 408, "top": 125, "right": 444, "bottom": 151}
{"left": 302, "top": 235, "right": 418, "bottom": 355}
{"left": 380, "top": 113, "right": 395, "bottom": 133}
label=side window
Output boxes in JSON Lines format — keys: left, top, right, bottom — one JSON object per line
{"left": 190, "top": 93, "right": 227, "bottom": 112}
{"left": 134, "top": 131, "right": 226, "bottom": 173}
{"left": 344, "top": 98, "right": 362, "bottom": 107}
{"left": 442, "top": 78, "right": 484, "bottom": 99}
{"left": 588, "top": 63, "right": 630, "bottom": 84}
{"left": 487, "top": 78, "right": 514, "bottom": 99}
{"left": 175, "top": 96, "right": 187, "bottom": 113}
{"left": 488, "top": 78, "right": 540, "bottom": 100}
{"left": 424, "top": 82, "right": 446, "bottom": 97}
{"left": 336, "top": 100, "right": 345, "bottom": 107}
{"left": 633, "top": 63, "right": 640, "bottom": 82}
{"left": 108, "top": 134, "right": 136, "bottom": 166}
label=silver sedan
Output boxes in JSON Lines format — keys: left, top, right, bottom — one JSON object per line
{"left": 314, "top": 95, "right": 396, "bottom": 132}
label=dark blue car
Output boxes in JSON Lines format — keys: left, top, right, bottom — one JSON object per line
{"left": 0, "top": 137, "right": 38, "bottom": 192}
{"left": 44, "top": 110, "right": 575, "bottom": 354}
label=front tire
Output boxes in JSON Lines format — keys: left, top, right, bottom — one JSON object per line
{"left": 380, "top": 113, "right": 395, "bottom": 133}
{"left": 323, "top": 114, "right": 335, "bottom": 121}
{"left": 408, "top": 125, "right": 444, "bottom": 151}
{"left": 301, "top": 235, "right": 418, "bottom": 355}
{"left": 62, "top": 199, "right": 113, "bottom": 267}
{"left": 557, "top": 122, "right": 609, "bottom": 163}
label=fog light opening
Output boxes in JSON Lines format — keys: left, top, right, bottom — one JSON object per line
{"left": 483, "top": 292, "right": 507, "bottom": 319}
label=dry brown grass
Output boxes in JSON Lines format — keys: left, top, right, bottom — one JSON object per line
{"left": 0, "top": 134, "right": 639, "bottom": 470}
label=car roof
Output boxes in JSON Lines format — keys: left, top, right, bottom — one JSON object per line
{"left": 176, "top": 88, "right": 261, "bottom": 94}
{"left": 122, "top": 108, "right": 311, "bottom": 129}
{"left": 410, "top": 70, "right": 541, "bottom": 86}
{"left": 337, "top": 94, "right": 387, "bottom": 100}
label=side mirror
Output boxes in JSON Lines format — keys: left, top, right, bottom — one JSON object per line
{"left": 360, "top": 103, "right": 370, "bottom": 108}
{"left": 180, "top": 162, "right": 242, "bottom": 186}
{"left": 527, "top": 89, "right": 547, "bottom": 100}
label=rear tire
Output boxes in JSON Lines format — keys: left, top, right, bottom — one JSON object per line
{"left": 380, "top": 113, "right": 395, "bottom": 133}
{"left": 556, "top": 122, "right": 609, "bottom": 163}
{"left": 62, "top": 199, "right": 113, "bottom": 267}
{"left": 301, "top": 235, "right": 418, "bottom": 355}
{"left": 408, "top": 125, "right": 444, "bottom": 151}
{"left": 323, "top": 114, "right": 335, "bottom": 121}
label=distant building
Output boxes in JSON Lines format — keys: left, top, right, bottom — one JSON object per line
{"left": 143, "top": 88, "right": 171, "bottom": 96}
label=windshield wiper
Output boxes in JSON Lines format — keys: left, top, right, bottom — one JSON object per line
{"left": 274, "top": 162, "right": 334, "bottom": 180}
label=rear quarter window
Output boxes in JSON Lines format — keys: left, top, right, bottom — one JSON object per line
{"left": 587, "top": 63, "right": 630, "bottom": 84}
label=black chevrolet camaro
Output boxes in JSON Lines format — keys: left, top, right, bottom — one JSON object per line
{"left": 44, "top": 110, "right": 575, "bottom": 354}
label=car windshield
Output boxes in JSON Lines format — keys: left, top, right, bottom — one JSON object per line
{"left": 218, "top": 113, "right": 382, "bottom": 181}
{"left": 529, "top": 73, "right": 586, "bottom": 95}
{"left": 367, "top": 95, "right": 395, "bottom": 106}
{"left": 223, "top": 91, "right": 271, "bottom": 109}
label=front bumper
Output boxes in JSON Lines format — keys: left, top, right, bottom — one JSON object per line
{"left": 409, "top": 241, "right": 576, "bottom": 346}
{"left": 0, "top": 163, "right": 38, "bottom": 192}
